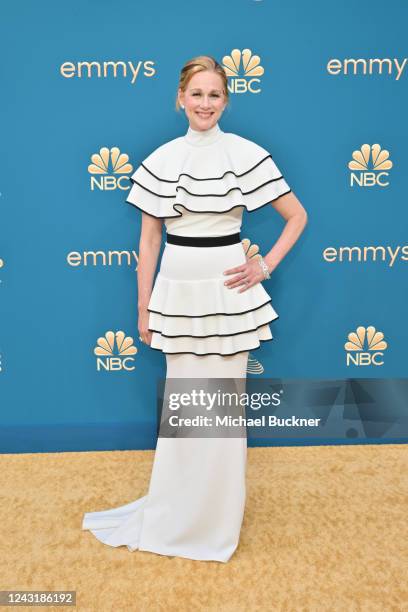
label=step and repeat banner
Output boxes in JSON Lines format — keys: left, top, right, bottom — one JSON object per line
{"left": 1, "top": 1, "right": 407, "bottom": 452}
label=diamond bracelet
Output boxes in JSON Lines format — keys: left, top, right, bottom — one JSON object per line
{"left": 258, "top": 256, "right": 271, "bottom": 280}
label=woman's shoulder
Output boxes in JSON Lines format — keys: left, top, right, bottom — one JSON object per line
{"left": 139, "top": 129, "right": 272, "bottom": 175}
{"left": 142, "top": 135, "right": 185, "bottom": 163}
{"left": 223, "top": 131, "right": 270, "bottom": 158}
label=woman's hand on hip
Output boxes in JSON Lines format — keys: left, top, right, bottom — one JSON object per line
{"left": 223, "top": 258, "right": 268, "bottom": 293}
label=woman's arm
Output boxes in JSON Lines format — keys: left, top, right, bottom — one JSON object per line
{"left": 263, "top": 191, "right": 308, "bottom": 274}
{"left": 223, "top": 191, "right": 308, "bottom": 292}
{"left": 137, "top": 213, "right": 163, "bottom": 345}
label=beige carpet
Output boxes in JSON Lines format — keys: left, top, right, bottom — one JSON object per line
{"left": 1, "top": 443, "right": 407, "bottom": 611}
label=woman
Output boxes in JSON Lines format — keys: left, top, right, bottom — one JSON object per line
{"left": 82, "top": 55, "right": 307, "bottom": 562}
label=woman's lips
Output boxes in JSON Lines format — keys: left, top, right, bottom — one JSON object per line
{"left": 196, "top": 112, "right": 213, "bottom": 118}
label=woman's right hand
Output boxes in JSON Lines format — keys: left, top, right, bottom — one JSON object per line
{"left": 138, "top": 308, "right": 153, "bottom": 346}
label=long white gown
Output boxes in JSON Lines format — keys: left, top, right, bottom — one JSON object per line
{"left": 82, "top": 121, "right": 291, "bottom": 562}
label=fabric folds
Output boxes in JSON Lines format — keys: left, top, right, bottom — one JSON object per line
{"left": 148, "top": 301, "right": 278, "bottom": 337}
{"left": 145, "top": 243, "right": 279, "bottom": 356}
{"left": 149, "top": 325, "right": 273, "bottom": 356}
{"left": 126, "top": 131, "right": 291, "bottom": 219}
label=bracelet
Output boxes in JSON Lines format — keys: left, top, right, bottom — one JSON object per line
{"left": 258, "top": 256, "right": 271, "bottom": 280}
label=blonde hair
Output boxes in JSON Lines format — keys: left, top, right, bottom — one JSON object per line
{"left": 175, "top": 55, "right": 229, "bottom": 111}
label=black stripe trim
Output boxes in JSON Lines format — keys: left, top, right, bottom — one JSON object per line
{"left": 126, "top": 189, "right": 292, "bottom": 219}
{"left": 129, "top": 174, "right": 286, "bottom": 199}
{"left": 147, "top": 298, "right": 273, "bottom": 318}
{"left": 147, "top": 315, "right": 279, "bottom": 338}
{"left": 166, "top": 232, "right": 241, "bottom": 247}
{"left": 146, "top": 336, "right": 275, "bottom": 356}
{"left": 140, "top": 154, "right": 274, "bottom": 183}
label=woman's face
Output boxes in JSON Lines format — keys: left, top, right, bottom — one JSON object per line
{"left": 178, "top": 71, "right": 226, "bottom": 131}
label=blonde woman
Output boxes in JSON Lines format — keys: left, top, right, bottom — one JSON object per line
{"left": 82, "top": 55, "right": 307, "bottom": 562}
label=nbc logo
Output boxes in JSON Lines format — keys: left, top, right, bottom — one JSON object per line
{"left": 88, "top": 147, "right": 133, "bottom": 191}
{"left": 242, "top": 236, "right": 261, "bottom": 261}
{"left": 222, "top": 49, "right": 264, "bottom": 94}
{"left": 94, "top": 330, "right": 138, "bottom": 371}
{"left": 348, "top": 144, "right": 393, "bottom": 187}
{"left": 247, "top": 354, "right": 264, "bottom": 375}
{"left": 344, "top": 325, "right": 387, "bottom": 366}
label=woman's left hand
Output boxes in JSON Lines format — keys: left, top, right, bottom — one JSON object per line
{"left": 223, "top": 258, "right": 269, "bottom": 293}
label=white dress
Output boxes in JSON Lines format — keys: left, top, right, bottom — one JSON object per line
{"left": 82, "top": 121, "right": 291, "bottom": 562}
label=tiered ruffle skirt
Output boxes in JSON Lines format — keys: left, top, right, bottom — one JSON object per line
{"left": 147, "top": 240, "right": 279, "bottom": 356}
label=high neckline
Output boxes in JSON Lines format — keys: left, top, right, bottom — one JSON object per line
{"left": 184, "top": 122, "right": 224, "bottom": 146}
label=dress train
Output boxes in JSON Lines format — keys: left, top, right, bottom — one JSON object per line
{"left": 82, "top": 351, "right": 248, "bottom": 562}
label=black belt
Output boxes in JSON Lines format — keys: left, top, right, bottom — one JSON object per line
{"left": 166, "top": 232, "right": 241, "bottom": 247}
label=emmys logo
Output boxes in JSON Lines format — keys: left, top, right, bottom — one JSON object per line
{"left": 88, "top": 147, "right": 133, "bottom": 191}
{"left": 222, "top": 49, "right": 264, "bottom": 94}
{"left": 348, "top": 144, "right": 393, "bottom": 187}
{"left": 94, "top": 330, "right": 138, "bottom": 371}
{"left": 327, "top": 57, "right": 407, "bottom": 81}
{"left": 60, "top": 60, "right": 156, "bottom": 84}
{"left": 345, "top": 326, "right": 388, "bottom": 366}
{"left": 322, "top": 243, "right": 408, "bottom": 267}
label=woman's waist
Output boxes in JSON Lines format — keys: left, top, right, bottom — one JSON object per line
{"left": 160, "top": 235, "right": 246, "bottom": 281}
{"left": 165, "top": 232, "right": 241, "bottom": 247}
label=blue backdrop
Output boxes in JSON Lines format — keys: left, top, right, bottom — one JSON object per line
{"left": 1, "top": 0, "right": 407, "bottom": 452}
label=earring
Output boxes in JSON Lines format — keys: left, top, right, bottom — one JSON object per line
{"left": 181, "top": 104, "right": 185, "bottom": 109}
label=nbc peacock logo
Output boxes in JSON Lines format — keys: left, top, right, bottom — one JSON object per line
{"left": 242, "top": 237, "right": 263, "bottom": 263}
{"left": 247, "top": 354, "right": 264, "bottom": 375}
{"left": 348, "top": 144, "right": 393, "bottom": 187}
{"left": 344, "top": 325, "right": 388, "bottom": 366}
{"left": 222, "top": 49, "right": 264, "bottom": 94}
{"left": 94, "top": 330, "right": 138, "bottom": 371}
{"left": 88, "top": 147, "right": 133, "bottom": 191}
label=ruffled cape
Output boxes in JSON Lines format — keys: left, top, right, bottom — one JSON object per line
{"left": 126, "top": 131, "right": 291, "bottom": 218}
